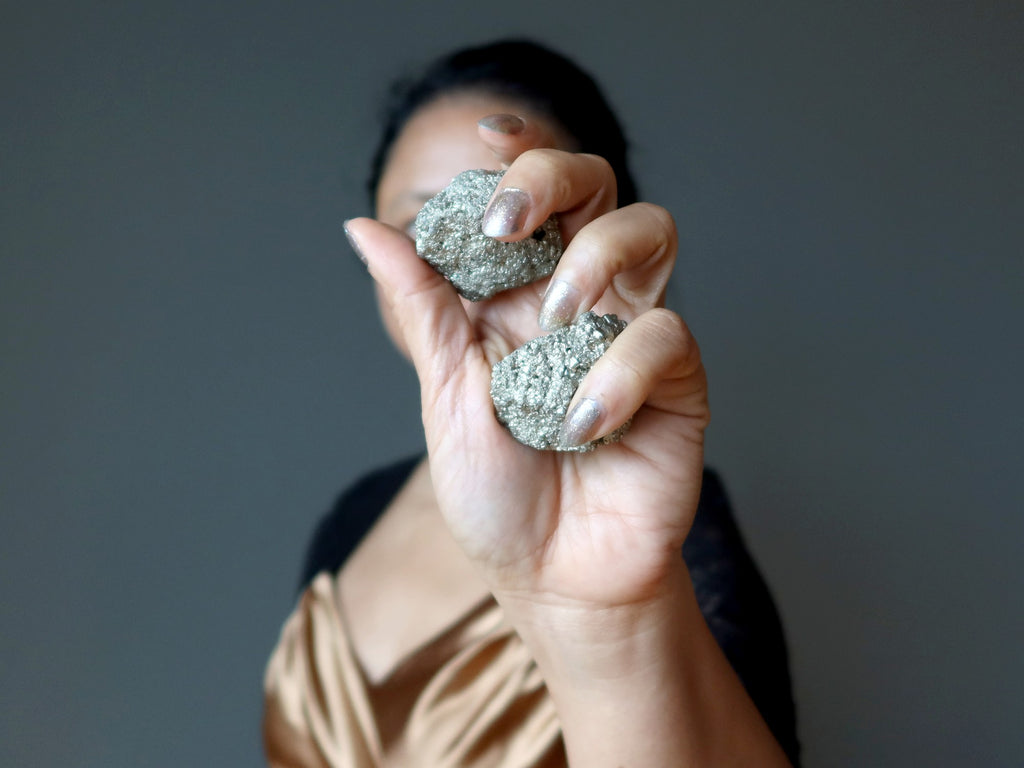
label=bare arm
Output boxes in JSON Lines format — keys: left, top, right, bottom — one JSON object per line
{"left": 344, "top": 117, "right": 791, "bottom": 766}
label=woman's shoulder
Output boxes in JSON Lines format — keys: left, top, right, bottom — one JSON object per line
{"left": 298, "top": 453, "right": 422, "bottom": 590}
{"left": 293, "top": 460, "right": 799, "bottom": 763}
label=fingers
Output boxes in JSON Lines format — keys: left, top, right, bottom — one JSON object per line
{"left": 480, "top": 149, "right": 618, "bottom": 243}
{"left": 538, "top": 203, "right": 677, "bottom": 331}
{"left": 559, "top": 309, "right": 709, "bottom": 450}
{"left": 476, "top": 119, "right": 676, "bottom": 333}
{"left": 477, "top": 113, "right": 565, "bottom": 166}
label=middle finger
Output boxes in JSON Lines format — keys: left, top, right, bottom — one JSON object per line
{"left": 480, "top": 149, "right": 618, "bottom": 244}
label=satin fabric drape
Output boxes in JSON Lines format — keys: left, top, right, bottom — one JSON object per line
{"left": 263, "top": 573, "right": 566, "bottom": 767}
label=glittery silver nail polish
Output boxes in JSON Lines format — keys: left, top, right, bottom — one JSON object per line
{"left": 343, "top": 221, "right": 366, "bottom": 265}
{"left": 482, "top": 188, "right": 530, "bottom": 238}
{"left": 491, "top": 312, "right": 630, "bottom": 452}
{"left": 538, "top": 278, "right": 580, "bottom": 331}
{"left": 416, "top": 170, "right": 561, "bottom": 301}
{"left": 559, "top": 398, "right": 603, "bottom": 449}
{"left": 478, "top": 114, "right": 526, "bottom": 135}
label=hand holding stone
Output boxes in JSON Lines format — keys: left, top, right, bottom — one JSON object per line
{"left": 344, "top": 140, "right": 708, "bottom": 612}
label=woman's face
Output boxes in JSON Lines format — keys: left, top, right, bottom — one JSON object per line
{"left": 373, "top": 91, "right": 574, "bottom": 355}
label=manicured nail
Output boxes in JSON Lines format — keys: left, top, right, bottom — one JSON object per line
{"left": 478, "top": 113, "right": 526, "bottom": 135}
{"left": 559, "top": 397, "right": 603, "bottom": 449}
{"left": 343, "top": 220, "right": 366, "bottom": 265}
{"left": 538, "top": 279, "right": 581, "bottom": 332}
{"left": 482, "top": 188, "right": 530, "bottom": 238}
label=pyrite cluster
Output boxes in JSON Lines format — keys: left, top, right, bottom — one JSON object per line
{"left": 415, "top": 170, "right": 562, "bottom": 301}
{"left": 491, "top": 311, "right": 630, "bottom": 452}
{"left": 416, "top": 170, "right": 630, "bottom": 451}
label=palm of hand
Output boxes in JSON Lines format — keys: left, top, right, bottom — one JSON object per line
{"left": 354, "top": 141, "right": 708, "bottom": 612}
{"left": 413, "top": 274, "right": 708, "bottom": 610}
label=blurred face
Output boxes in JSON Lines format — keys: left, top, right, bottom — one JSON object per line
{"left": 374, "top": 91, "right": 574, "bottom": 355}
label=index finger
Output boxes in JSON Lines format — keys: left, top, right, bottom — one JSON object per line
{"left": 477, "top": 113, "right": 574, "bottom": 166}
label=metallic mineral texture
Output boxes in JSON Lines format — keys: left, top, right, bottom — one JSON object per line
{"left": 490, "top": 312, "right": 631, "bottom": 452}
{"left": 415, "top": 169, "right": 563, "bottom": 301}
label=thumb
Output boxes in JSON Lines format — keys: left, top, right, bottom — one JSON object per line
{"left": 343, "top": 217, "right": 479, "bottom": 406}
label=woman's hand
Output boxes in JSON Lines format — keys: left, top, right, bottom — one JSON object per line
{"left": 345, "top": 114, "right": 789, "bottom": 766}
{"left": 345, "top": 127, "right": 705, "bottom": 613}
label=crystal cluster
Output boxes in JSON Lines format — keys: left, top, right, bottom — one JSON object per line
{"left": 415, "top": 169, "right": 562, "bottom": 301}
{"left": 490, "top": 312, "right": 631, "bottom": 452}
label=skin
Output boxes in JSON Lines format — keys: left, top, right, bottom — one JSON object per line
{"left": 344, "top": 91, "right": 790, "bottom": 766}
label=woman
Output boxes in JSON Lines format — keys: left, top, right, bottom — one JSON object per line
{"left": 264, "top": 40, "right": 798, "bottom": 766}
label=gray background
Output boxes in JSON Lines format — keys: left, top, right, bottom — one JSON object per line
{"left": 2, "top": 1, "right": 1021, "bottom": 765}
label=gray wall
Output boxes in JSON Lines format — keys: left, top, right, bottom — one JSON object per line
{"left": 2, "top": 1, "right": 1021, "bottom": 765}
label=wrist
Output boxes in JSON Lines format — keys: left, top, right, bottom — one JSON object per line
{"left": 494, "top": 561, "right": 698, "bottom": 687}
{"left": 494, "top": 563, "right": 790, "bottom": 766}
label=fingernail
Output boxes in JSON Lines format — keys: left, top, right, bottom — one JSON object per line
{"left": 482, "top": 188, "right": 530, "bottom": 238}
{"left": 559, "top": 397, "right": 603, "bottom": 449}
{"left": 538, "top": 279, "right": 581, "bottom": 332}
{"left": 343, "top": 220, "right": 366, "bottom": 265}
{"left": 478, "top": 113, "right": 526, "bottom": 135}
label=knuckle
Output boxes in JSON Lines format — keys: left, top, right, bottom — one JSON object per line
{"left": 579, "top": 153, "right": 615, "bottom": 182}
{"left": 519, "top": 148, "right": 566, "bottom": 183}
{"left": 649, "top": 308, "right": 702, "bottom": 372}
{"left": 566, "top": 224, "right": 608, "bottom": 263}
{"left": 636, "top": 203, "right": 678, "bottom": 253}
{"left": 603, "top": 341, "right": 646, "bottom": 391}
{"left": 582, "top": 154, "right": 618, "bottom": 205}
{"left": 645, "top": 308, "right": 691, "bottom": 351}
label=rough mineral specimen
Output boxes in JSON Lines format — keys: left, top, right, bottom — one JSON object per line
{"left": 415, "top": 169, "right": 563, "bottom": 301}
{"left": 490, "top": 312, "right": 631, "bottom": 452}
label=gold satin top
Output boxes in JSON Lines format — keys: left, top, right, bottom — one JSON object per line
{"left": 263, "top": 572, "right": 566, "bottom": 767}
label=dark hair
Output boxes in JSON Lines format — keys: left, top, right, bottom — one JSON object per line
{"left": 367, "top": 39, "right": 638, "bottom": 209}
